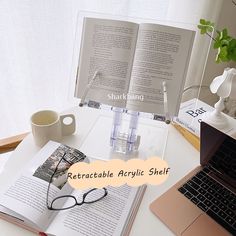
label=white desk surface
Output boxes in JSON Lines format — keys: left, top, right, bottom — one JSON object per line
{"left": 0, "top": 106, "right": 200, "bottom": 236}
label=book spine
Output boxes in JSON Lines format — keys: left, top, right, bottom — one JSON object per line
{"left": 174, "top": 117, "right": 199, "bottom": 136}
{"left": 172, "top": 123, "right": 200, "bottom": 151}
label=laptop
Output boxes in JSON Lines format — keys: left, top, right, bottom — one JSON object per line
{"left": 150, "top": 122, "right": 236, "bottom": 236}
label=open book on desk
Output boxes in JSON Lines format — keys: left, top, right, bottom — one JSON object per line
{"left": 75, "top": 17, "right": 195, "bottom": 115}
{"left": 0, "top": 141, "right": 146, "bottom": 236}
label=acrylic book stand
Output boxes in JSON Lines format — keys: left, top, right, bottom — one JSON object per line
{"left": 79, "top": 71, "right": 170, "bottom": 156}
{"left": 70, "top": 12, "right": 201, "bottom": 158}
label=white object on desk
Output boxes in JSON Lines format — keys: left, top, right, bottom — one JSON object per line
{"left": 0, "top": 106, "right": 200, "bottom": 236}
{"left": 204, "top": 67, "right": 236, "bottom": 130}
{"left": 31, "top": 110, "right": 76, "bottom": 147}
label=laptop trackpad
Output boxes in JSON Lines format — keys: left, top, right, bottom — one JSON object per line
{"left": 182, "top": 214, "right": 229, "bottom": 236}
{"left": 150, "top": 190, "right": 202, "bottom": 235}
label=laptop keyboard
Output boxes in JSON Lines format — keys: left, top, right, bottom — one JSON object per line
{"left": 178, "top": 168, "right": 236, "bottom": 235}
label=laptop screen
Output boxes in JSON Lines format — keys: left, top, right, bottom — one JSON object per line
{"left": 200, "top": 122, "right": 236, "bottom": 187}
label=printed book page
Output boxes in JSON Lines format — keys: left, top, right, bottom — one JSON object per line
{"left": 0, "top": 141, "right": 84, "bottom": 232}
{"left": 75, "top": 18, "right": 195, "bottom": 115}
{"left": 0, "top": 141, "right": 145, "bottom": 236}
{"left": 126, "top": 23, "right": 195, "bottom": 115}
{"left": 75, "top": 17, "right": 139, "bottom": 108}
{"left": 46, "top": 185, "right": 140, "bottom": 236}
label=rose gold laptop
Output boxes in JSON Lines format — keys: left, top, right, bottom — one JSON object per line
{"left": 150, "top": 122, "right": 236, "bottom": 236}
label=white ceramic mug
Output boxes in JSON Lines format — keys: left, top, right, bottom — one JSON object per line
{"left": 31, "top": 110, "right": 76, "bottom": 147}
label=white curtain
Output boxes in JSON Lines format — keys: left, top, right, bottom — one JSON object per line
{"left": 0, "top": 0, "right": 223, "bottom": 138}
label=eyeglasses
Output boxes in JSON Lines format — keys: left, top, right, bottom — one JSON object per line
{"left": 46, "top": 152, "right": 108, "bottom": 211}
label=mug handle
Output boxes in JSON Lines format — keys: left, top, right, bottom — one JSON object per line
{"left": 60, "top": 114, "right": 76, "bottom": 136}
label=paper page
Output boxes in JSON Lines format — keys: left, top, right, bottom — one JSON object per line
{"left": 0, "top": 141, "right": 84, "bottom": 232}
{"left": 75, "top": 18, "right": 139, "bottom": 108}
{"left": 46, "top": 185, "right": 139, "bottom": 236}
{"left": 0, "top": 205, "right": 26, "bottom": 223}
{"left": 121, "top": 185, "right": 146, "bottom": 236}
{"left": 0, "top": 205, "right": 40, "bottom": 232}
{"left": 127, "top": 23, "right": 195, "bottom": 115}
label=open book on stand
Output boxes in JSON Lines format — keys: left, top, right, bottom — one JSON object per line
{"left": 75, "top": 17, "right": 195, "bottom": 116}
{"left": 0, "top": 141, "right": 146, "bottom": 236}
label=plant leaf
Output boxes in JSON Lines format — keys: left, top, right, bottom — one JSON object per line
{"left": 230, "top": 49, "right": 236, "bottom": 61}
{"left": 198, "top": 19, "right": 236, "bottom": 63}
{"left": 198, "top": 19, "right": 214, "bottom": 34}
{"left": 227, "top": 39, "right": 236, "bottom": 61}
{"left": 229, "top": 38, "right": 236, "bottom": 48}
{"left": 222, "top": 28, "right": 228, "bottom": 37}
{"left": 201, "top": 28, "right": 207, "bottom": 34}
{"left": 200, "top": 19, "right": 206, "bottom": 24}
{"left": 215, "top": 46, "right": 228, "bottom": 63}
{"left": 214, "top": 40, "right": 221, "bottom": 49}
{"left": 197, "top": 25, "right": 205, "bottom": 30}
{"left": 207, "top": 26, "right": 214, "bottom": 32}
{"left": 221, "top": 39, "right": 230, "bottom": 46}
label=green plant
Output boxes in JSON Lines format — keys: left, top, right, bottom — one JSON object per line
{"left": 198, "top": 19, "right": 236, "bottom": 63}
